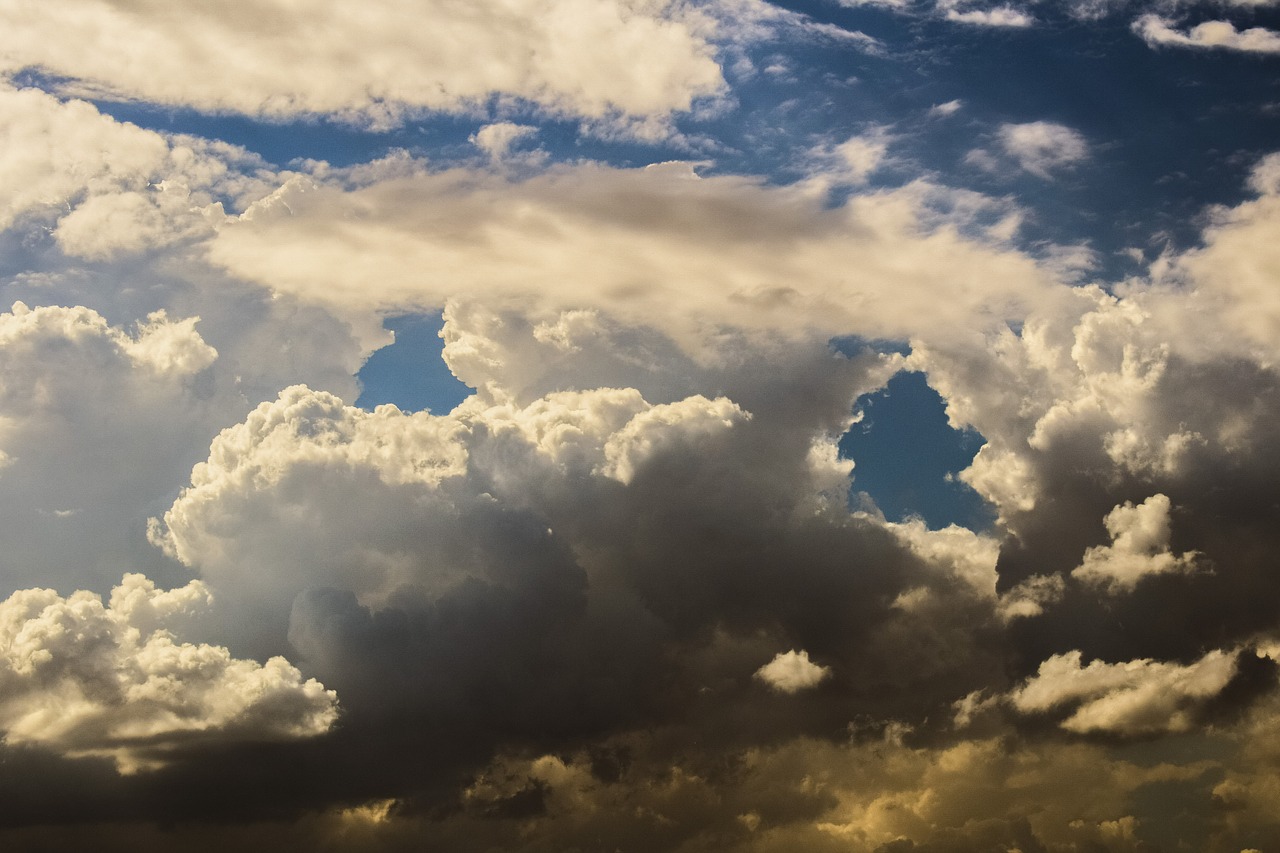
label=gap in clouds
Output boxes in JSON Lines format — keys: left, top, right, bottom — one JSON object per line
{"left": 842, "top": 370, "right": 993, "bottom": 531}
{"left": 355, "top": 312, "right": 473, "bottom": 414}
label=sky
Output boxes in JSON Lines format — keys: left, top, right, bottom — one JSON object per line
{"left": 1, "top": 0, "right": 1280, "bottom": 850}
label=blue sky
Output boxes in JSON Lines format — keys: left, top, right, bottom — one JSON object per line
{"left": 2, "top": 1, "right": 1280, "bottom": 849}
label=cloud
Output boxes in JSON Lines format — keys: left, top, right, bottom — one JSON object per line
{"left": 0, "top": 82, "right": 279, "bottom": 261}
{"left": 928, "top": 99, "right": 963, "bottom": 117}
{"left": 6, "top": 10, "right": 1280, "bottom": 847}
{"left": 0, "top": 0, "right": 727, "bottom": 134}
{"left": 997, "top": 573, "right": 1065, "bottom": 621}
{"left": 755, "top": 649, "right": 832, "bottom": 693}
{"left": 0, "top": 302, "right": 229, "bottom": 592}
{"left": 1134, "top": 15, "right": 1280, "bottom": 54}
{"left": 127, "top": 317, "right": 1034, "bottom": 824}
{"left": 146, "top": 381, "right": 748, "bottom": 655}
{"left": 909, "top": 256, "right": 1280, "bottom": 677}
{"left": 1140, "top": 151, "right": 1280, "bottom": 362}
{"left": 997, "top": 121, "right": 1089, "bottom": 178}
{"left": 0, "top": 573, "right": 337, "bottom": 773}
{"left": 1010, "top": 649, "right": 1238, "bottom": 735}
{"left": 940, "top": 0, "right": 1036, "bottom": 27}
{"left": 470, "top": 122, "right": 539, "bottom": 162}
{"left": 1072, "top": 494, "right": 1200, "bottom": 592}
{"left": 206, "top": 158, "right": 1070, "bottom": 356}
{"left": 821, "top": 130, "right": 892, "bottom": 186}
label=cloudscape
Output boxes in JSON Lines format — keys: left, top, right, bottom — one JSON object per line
{"left": 2, "top": 0, "right": 1280, "bottom": 849}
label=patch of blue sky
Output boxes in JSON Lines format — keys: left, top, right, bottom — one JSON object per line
{"left": 841, "top": 370, "right": 993, "bottom": 531}
{"left": 829, "top": 336, "right": 991, "bottom": 531}
{"left": 355, "top": 313, "right": 472, "bottom": 415}
{"left": 699, "top": 2, "right": 1280, "bottom": 274}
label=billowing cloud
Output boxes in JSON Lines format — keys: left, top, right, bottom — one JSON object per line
{"left": 755, "top": 649, "right": 832, "bottom": 693}
{"left": 1072, "top": 494, "right": 1199, "bottom": 591}
{"left": 1140, "top": 152, "right": 1280, "bottom": 362}
{"left": 0, "top": 302, "right": 226, "bottom": 591}
{"left": 4, "top": 3, "right": 1280, "bottom": 849}
{"left": 0, "top": 82, "right": 279, "bottom": 261}
{"left": 0, "top": 573, "right": 337, "bottom": 773}
{"left": 0, "top": 0, "right": 727, "bottom": 135}
{"left": 1134, "top": 14, "right": 1280, "bottom": 54}
{"left": 1010, "top": 649, "right": 1238, "bottom": 735}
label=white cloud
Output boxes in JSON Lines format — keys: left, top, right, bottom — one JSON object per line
{"left": 148, "top": 382, "right": 751, "bottom": 635}
{"left": 835, "top": 133, "right": 891, "bottom": 184}
{"left": 1138, "top": 151, "right": 1280, "bottom": 362}
{"left": 940, "top": 1, "right": 1036, "bottom": 27}
{"left": 755, "top": 649, "right": 831, "bottom": 693}
{"left": 1249, "top": 151, "right": 1280, "bottom": 195}
{"left": 1072, "top": 494, "right": 1199, "bottom": 592}
{"left": 910, "top": 288, "right": 1184, "bottom": 526}
{"left": 0, "top": 573, "right": 337, "bottom": 773}
{"left": 884, "top": 518, "right": 1000, "bottom": 598}
{"left": 1010, "top": 649, "right": 1238, "bottom": 735}
{"left": 1063, "top": 0, "right": 1125, "bottom": 20}
{"left": 800, "top": 22, "right": 886, "bottom": 52}
{"left": 0, "top": 0, "right": 727, "bottom": 135}
{"left": 471, "top": 122, "right": 539, "bottom": 161}
{"left": 599, "top": 395, "right": 748, "bottom": 484}
{"left": 0, "top": 302, "right": 227, "bottom": 591}
{"left": 706, "top": 0, "right": 884, "bottom": 51}
{"left": 835, "top": 0, "right": 913, "bottom": 8}
{"left": 0, "top": 83, "right": 277, "bottom": 261}
{"left": 998, "top": 121, "right": 1089, "bottom": 178}
{"left": 207, "top": 159, "right": 1070, "bottom": 357}
{"left": 1134, "top": 15, "right": 1280, "bottom": 54}
{"left": 928, "top": 99, "right": 963, "bottom": 117}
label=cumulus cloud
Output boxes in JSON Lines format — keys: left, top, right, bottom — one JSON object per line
{"left": 0, "top": 573, "right": 337, "bottom": 773}
{"left": 0, "top": 0, "right": 727, "bottom": 135}
{"left": 6, "top": 6, "right": 1280, "bottom": 847}
{"left": 126, "top": 314, "right": 1025, "bottom": 826}
{"left": 755, "top": 649, "right": 832, "bottom": 693}
{"left": 997, "top": 121, "right": 1089, "bottom": 178}
{"left": 1010, "top": 649, "right": 1238, "bottom": 735}
{"left": 1141, "top": 151, "right": 1280, "bottom": 362}
{"left": 1134, "top": 15, "right": 1280, "bottom": 54}
{"left": 146, "top": 381, "right": 749, "bottom": 656}
{"left": 1072, "top": 494, "right": 1199, "bottom": 591}
{"left": 0, "top": 302, "right": 229, "bottom": 591}
{"left": 0, "top": 82, "right": 279, "bottom": 261}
